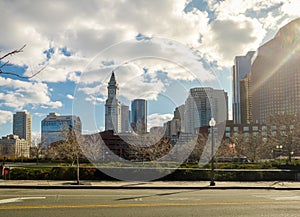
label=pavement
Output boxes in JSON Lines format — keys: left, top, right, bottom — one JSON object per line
{"left": 0, "top": 180, "right": 300, "bottom": 190}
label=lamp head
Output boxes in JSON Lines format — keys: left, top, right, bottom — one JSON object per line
{"left": 209, "top": 117, "right": 216, "bottom": 127}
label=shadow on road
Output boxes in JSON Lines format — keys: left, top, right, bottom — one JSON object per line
{"left": 116, "top": 189, "right": 200, "bottom": 201}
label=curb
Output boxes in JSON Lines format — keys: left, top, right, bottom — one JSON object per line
{"left": 0, "top": 185, "right": 300, "bottom": 190}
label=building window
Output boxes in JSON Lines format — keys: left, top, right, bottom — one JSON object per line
{"left": 271, "top": 126, "right": 276, "bottom": 131}
{"left": 233, "top": 127, "right": 239, "bottom": 132}
{"left": 243, "top": 126, "right": 249, "bottom": 131}
{"left": 253, "top": 126, "right": 258, "bottom": 131}
{"left": 262, "top": 126, "right": 267, "bottom": 131}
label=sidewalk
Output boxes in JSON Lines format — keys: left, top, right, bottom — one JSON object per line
{"left": 1, "top": 180, "right": 300, "bottom": 190}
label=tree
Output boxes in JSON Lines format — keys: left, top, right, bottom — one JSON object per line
{"left": 215, "top": 138, "right": 236, "bottom": 161}
{"left": 127, "top": 136, "right": 172, "bottom": 162}
{"left": 31, "top": 134, "right": 46, "bottom": 165}
{"left": 80, "top": 133, "right": 106, "bottom": 163}
{"left": 0, "top": 45, "right": 45, "bottom": 79}
{"left": 266, "top": 113, "right": 300, "bottom": 163}
{"left": 48, "top": 125, "right": 83, "bottom": 184}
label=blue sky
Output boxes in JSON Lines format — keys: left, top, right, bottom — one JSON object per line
{"left": 0, "top": 0, "right": 300, "bottom": 138}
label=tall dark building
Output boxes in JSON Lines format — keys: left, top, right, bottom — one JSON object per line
{"left": 240, "top": 73, "right": 252, "bottom": 124}
{"left": 232, "top": 51, "right": 255, "bottom": 124}
{"left": 251, "top": 18, "right": 300, "bottom": 123}
{"left": 131, "top": 99, "right": 147, "bottom": 134}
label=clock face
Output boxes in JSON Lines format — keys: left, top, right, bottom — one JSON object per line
{"left": 109, "top": 89, "right": 115, "bottom": 94}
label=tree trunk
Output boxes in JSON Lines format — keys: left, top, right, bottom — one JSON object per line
{"left": 76, "top": 155, "right": 80, "bottom": 185}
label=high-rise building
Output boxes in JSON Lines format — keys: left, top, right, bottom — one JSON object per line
{"left": 240, "top": 73, "right": 252, "bottom": 124}
{"left": 131, "top": 99, "right": 147, "bottom": 134}
{"left": 121, "top": 104, "right": 130, "bottom": 133}
{"left": 184, "top": 87, "right": 228, "bottom": 135}
{"left": 105, "top": 72, "right": 121, "bottom": 133}
{"left": 251, "top": 18, "right": 300, "bottom": 123}
{"left": 232, "top": 51, "right": 256, "bottom": 124}
{"left": 41, "top": 113, "right": 82, "bottom": 147}
{"left": 13, "top": 111, "right": 32, "bottom": 144}
{"left": 164, "top": 106, "right": 183, "bottom": 138}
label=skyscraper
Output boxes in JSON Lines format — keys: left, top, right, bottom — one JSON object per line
{"left": 41, "top": 113, "right": 82, "bottom": 147}
{"left": 121, "top": 104, "right": 130, "bottom": 133}
{"left": 184, "top": 87, "right": 228, "bottom": 135}
{"left": 251, "top": 18, "right": 300, "bottom": 123}
{"left": 240, "top": 73, "right": 252, "bottom": 124}
{"left": 232, "top": 51, "right": 256, "bottom": 124}
{"left": 131, "top": 99, "right": 147, "bottom": 134}
{"left": 13, "top": 111, "right": 32, "bottom": 144}
{"left": 105, "top": 72, "right": 121, "bottom": 133}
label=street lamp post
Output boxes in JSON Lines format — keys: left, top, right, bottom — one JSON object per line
{"left": 209, "top": 117, "right": 216, "bottom": 186}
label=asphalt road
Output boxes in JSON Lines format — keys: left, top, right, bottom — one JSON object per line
{"left": 0, "top": 188, "right": 300, "bottom": 217}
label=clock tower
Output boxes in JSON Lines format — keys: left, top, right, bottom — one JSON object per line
{"left": 105, "top": 72, "right": 121, "bottom": 133}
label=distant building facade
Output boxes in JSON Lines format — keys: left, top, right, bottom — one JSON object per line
{"left": 0, "top": 134, "right": 30, "bottom": 159}
{"left": 164, "top": 107, "right": 182, "bottom": 138}
{"left": 13, "top": 111, "right": 32, "bottom": 144}
{"left": 41, "top": 113, "right": 82, "bottom": 147}
{"left": 131, "top": 99, "right": 147, "bottom": 134}
{"left": 251, "top": 18, "right": 300, "bottom": 123}
{"left": 184, "top": 87, "right": 228, "bottom": 135}
{"left": 105, "top": 72, "right": 121, "bottom": 133}
{"left": 240, "top": 73, "right": 252, "bottom": 124}
{"left": 121, "top": 104, "right": 130, "bottom": 133}
{"left": 232, "top": 51, "right": 256, "bottom": 124}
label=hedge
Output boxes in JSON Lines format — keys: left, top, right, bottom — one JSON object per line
{"left": 4, "top": 167, "right": 298, "bottom": 181}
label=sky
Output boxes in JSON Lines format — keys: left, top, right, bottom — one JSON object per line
{"left": 0, "top": 0, "right": 300, "bottom": 138}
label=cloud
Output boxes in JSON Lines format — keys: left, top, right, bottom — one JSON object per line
{"left": 148, "top": 113, "right": 174, "bottom": 130}
{"left": 0, "top": 0, "right": 211, "bottom": 83}
{"left": 281, "top": 0, "right": 300, "bottom": 17}
{"left": 200, "top": 16, "right": 265, "bottom": 67}
{"left": 66, "top": 94, "right": 74, "bottom": 100}
{"left": 75, "top": 36, "right": 216, "bottom": 105}
{"left": 2, "top": 0, "right": 300, "bottom": 76}
{"left": 0, "top": 110, "right": 13, "bottom": 125}
{"left": 0, "top": 77, "right": 62, "bottom": 109}
{"left": 77, "top": 63, "right": 167, "bottom": 102}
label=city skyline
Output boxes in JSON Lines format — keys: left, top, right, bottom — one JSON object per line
{"left": 1, "top": 1, "right": 300, "bottom": 137}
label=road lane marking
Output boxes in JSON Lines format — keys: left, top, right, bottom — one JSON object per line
{"left": 0, "top": 197, "right": 46, "bottom": 205}
{"left": 274, "top": 196, "right": 300, "bottom": 201}
{"left": 0, "top": 201, "right": 299, "bottom": 210}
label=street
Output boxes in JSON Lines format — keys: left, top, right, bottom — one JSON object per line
{"left": 0, "top": 188, "right": 300, "bottom": 217}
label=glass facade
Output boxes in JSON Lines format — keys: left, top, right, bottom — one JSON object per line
{"left": 131, "top": 99, "right": 147, "bottom": 134}
{"left": 41, "top": 113, "right": 82, "bottom": 147}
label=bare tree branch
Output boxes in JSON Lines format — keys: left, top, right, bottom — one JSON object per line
{"left": 0, "top": 44, "right": 45, "bottom": 79}
{"left": 0, "top": 44, "right": 26, "bottom": 61}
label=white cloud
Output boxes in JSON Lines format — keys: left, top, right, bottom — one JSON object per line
{"left": 1, "top": 0, "right": 299, "bottom": 76}
{"left": 200, "top": 16, "right": 266, "bottom": 67}
{"left": 78, "top": 62, "right": 168, "bottom": 102}
{"left": 66, "top": 94, "right": 74, "bottom": 100}
{"left": 0, "top": 110, "right": 13, "bottom": 125}
{"left": 0, "top": 77, "right": 62, "bottom": 109}
{"left": 281, "top": 0, "right": 300, "bottom": 17}
{"left": 148, "top": 113, "right": 174, "bottom": 127}
{"left": 148, "top": 113, "right": 173, "bottom": 130}
{"left": 0, "top": 0, "right": 211, "bottom": 83}
{"left": 85, "top": 95, "right": 106, "bottom": 105}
